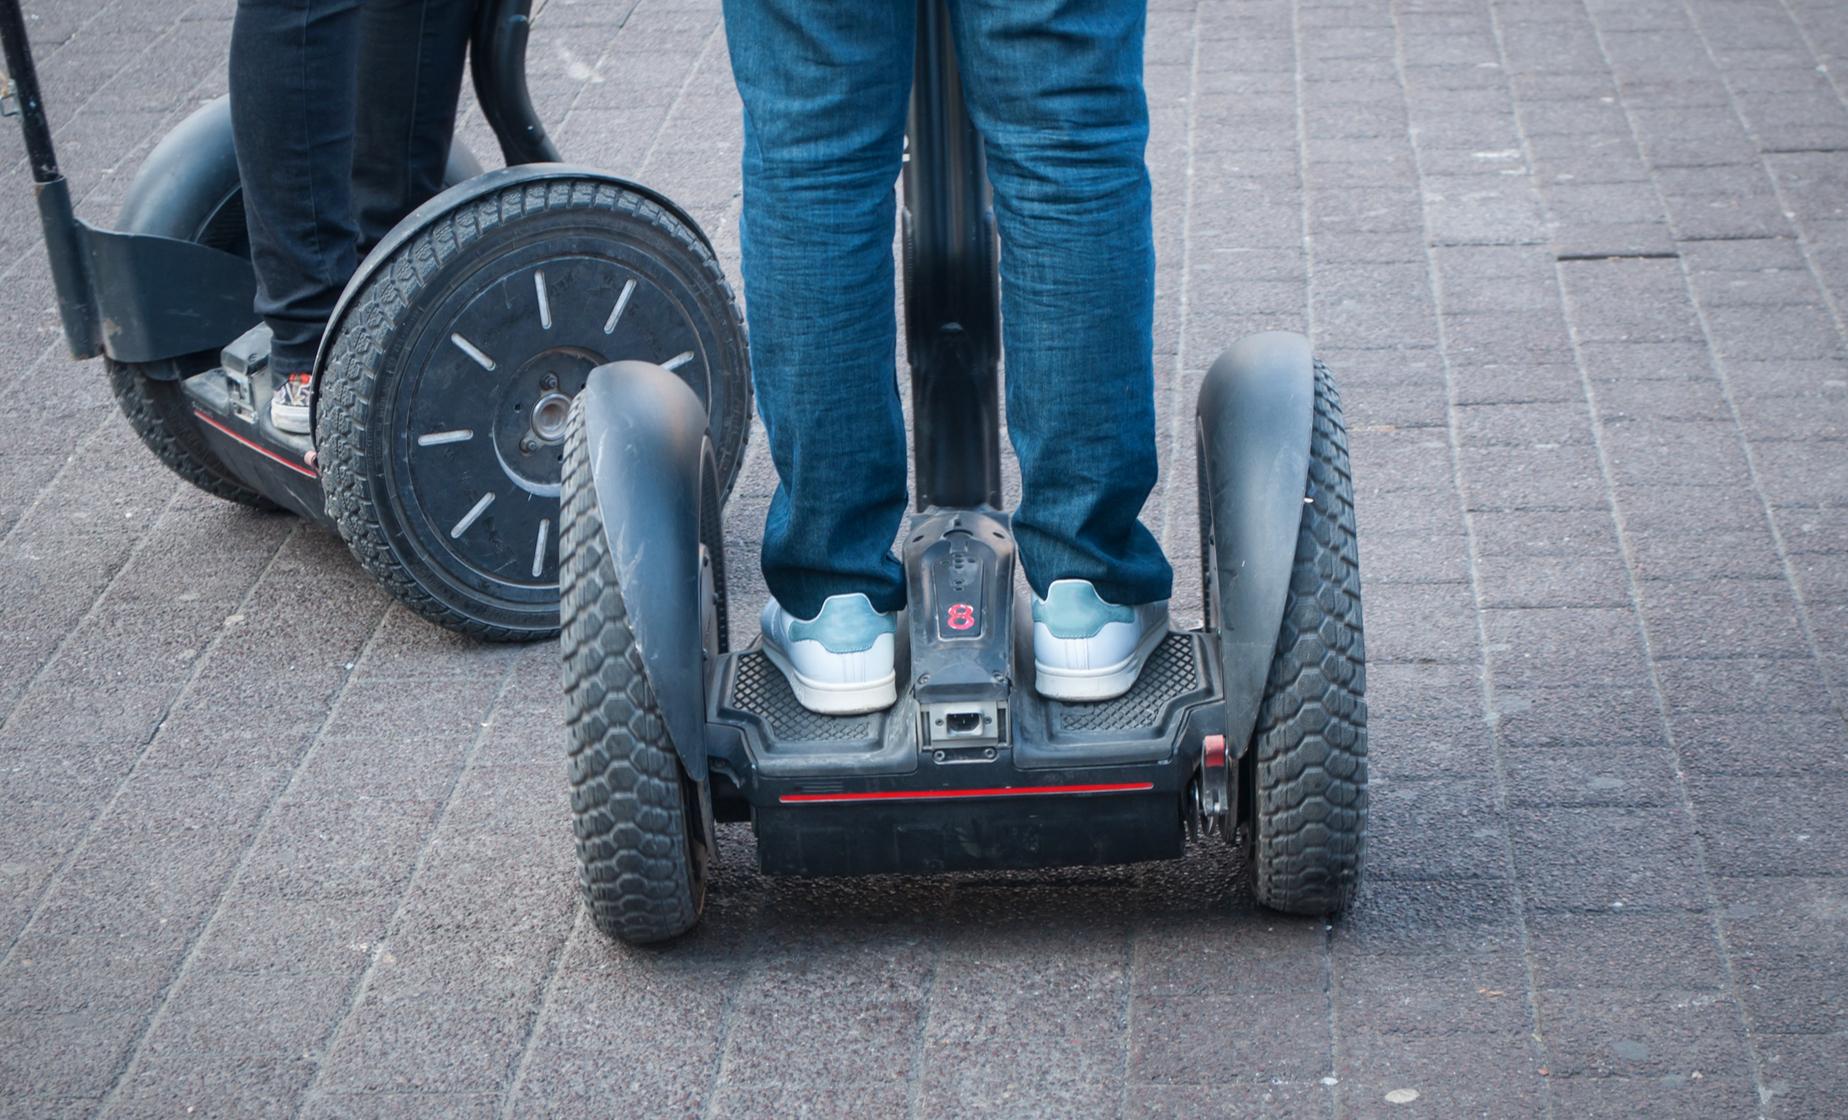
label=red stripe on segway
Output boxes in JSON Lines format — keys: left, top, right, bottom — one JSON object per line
{"left": 779, "top": 781, "right": 1155, "bottom": 805}
{"left": 192, "top": 410, "right": 318, "bottom": 479}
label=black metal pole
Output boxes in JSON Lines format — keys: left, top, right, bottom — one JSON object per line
{"left": 471, "top": 0, "right": 561, "bottom": 165}
{"left": 903, "top": 0, "right": 1002, "bottom": 510}
{"left": 1, "top": 0, "right": 102, "bottom": 359}
{"left": 0, "top": 0, "right": 60, "bottom": 181}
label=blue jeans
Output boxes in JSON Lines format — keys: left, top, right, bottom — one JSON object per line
{"left": 724, "top": 0, "right": 1174, "bottom": 618}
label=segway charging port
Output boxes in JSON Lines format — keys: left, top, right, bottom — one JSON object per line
{"left": 923, "top": 698, "right": 1003, "bottom": 749}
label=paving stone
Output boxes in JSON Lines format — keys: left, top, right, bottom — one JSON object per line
{"left": 1541, "top": 1072, "right": 1760, "bottom": 1118}
{"left": 1654, "top": 655, "right": 1838, "bottom": 714}
{"left": 1733, "top": 390, "right": 1848, "bottom": 442}
{"left": 1366, "top": 717, "right": 1497, "bottom": 783}
{"left": 1131, "top": 911, "right": 1326, "bottom": 997}
{"left": 1507, "top": 806, "right": 1709, "bottom": 912}
{"left": 1758, "top": 1031, "right": 1848, "bottom": 1120}
{"left": 296, "top": 1092, "right": 503, "bottom": 1120}
{"left": 104, "top": 1055, "right": 317, "bottom": 1120}
{"left": 1364, "top": 581, "right": 1480, "bottom": 664}
{"left": 1335, "top": 1030, "right": 1546, "bottom": 1120}
{"left": 1526, "top": 910, "right": 1727, "bottom": 992}
{"left": 1575, "top": 341, "right": 1717, "bottom": 384}
{"left": 1749, "top": 439, "right": 1848, "bottom": 508}
{"left": 1469, "top": 509, "right": 1622, "bottom": 557}
{"left": 1687, "top": 772, "right": 1848, "bottom": 878}
{"left": 1501, "top": 739, "right": 1684, "bottom": 809}
{"left": 1453, "top": 401, "right": 1594, "bottom": 447}
{"left": 1537, "top": 989, "right": 1749, "bottom": 1077}
{"left": 1128, "top": 990, "right": 1332, "bottom": 1084}
{"left": 1366, "top": 778, "right": 1508, "bottom": 882}
{"left": 1482, "top": 607, "right": 1653, "bottom": 690}
{"left": 1126, "top": 1082, "right": 1332, "bottom": 1120}
{"left": 1476, "top": 553, "right": 1632, "bottom": 609}
{"left": 1331, "top": 880, "right": 1526, "bottom": 958}
{"left": 0, "top": 1009, "right": 142, "bottom": 1098}
{"left": 237, "top": 798, "right": 441, "bottom": 901}
{"left": 314, "top": 1001, "right": 528, "bottom": 1095}
{"left": 1589, "top": 378, "right": 1729, "bottom": 428}
{"left": 1333, "top": 949, "right": 1533, "bottom": 1037}
{"left": 1639, "top": 577, "right": 1813, "bottom": 661}
{"left": 1460, "top": 445, "right": 1613, "bottom": 511}
{"left": 0, "top": 933, "right": 172, "bottom": 1015}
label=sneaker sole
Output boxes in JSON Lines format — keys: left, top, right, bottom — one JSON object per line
{"left": 761, "top": 642, "right": 896, "bottom": 716}
{"left": 271, "top": 402, "right": 312, "bottom": 435}
{"left": 1035, "top": 624, "right": 1168, "bottom": 703}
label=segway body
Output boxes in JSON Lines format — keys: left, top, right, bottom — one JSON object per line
{"left": 560, "top": 0, "right": 1367, "bottom": 944}
{"left": 0, "top": 0, "right": 750, "bottom": 641}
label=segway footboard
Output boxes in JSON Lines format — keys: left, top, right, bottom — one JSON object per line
{"left": 707, "top": 627, "right": 1226, "bottom": 878}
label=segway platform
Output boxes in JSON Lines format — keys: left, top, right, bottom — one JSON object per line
{"left": 708, "top": 508, "right": 1226, "bottom": 878}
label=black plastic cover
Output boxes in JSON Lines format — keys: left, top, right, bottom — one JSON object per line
{"left": 903, "top": 508, "right": 1014, "bottom": 705}
{"left": 1196, "top": 331, "right": 1316, "bottom": 760}
{"left": 580, "top": 360, "right": 715, "bottom": 779}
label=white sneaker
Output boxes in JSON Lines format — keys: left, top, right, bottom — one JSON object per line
{"left": 271, "top": 371, "right": 313, "bottom": 435}
{"left": 760, "top": 593, "right": 898, "bottom": 715}
{"left": 1031, "top": 579, "right": 1169, "bottom": 702}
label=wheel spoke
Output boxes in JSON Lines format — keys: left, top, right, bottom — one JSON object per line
{"left": 450, "top": 333, "right": 497, "bottom": 371}
{"left": 449, "top": 491, "right": 495, "bottom": 538}
{"left": 603, "top": 278, "right": 637, "bottom": 335}
{"left": 532, "top": 518, "right": 550, "bottom": 578}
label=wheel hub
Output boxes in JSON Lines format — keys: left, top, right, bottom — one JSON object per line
{"left": 493, "top": 347, "right": 599, "bottom": 496}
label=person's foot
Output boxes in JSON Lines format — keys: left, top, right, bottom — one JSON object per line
{"left": 760, "top": 593, "right": 898, "bottom": 715}
{"left": 270, "top": 371, "right": 313, "bottom": 435}
{"left": 1031, "top": 579, "right": 1169, "bottom": 702}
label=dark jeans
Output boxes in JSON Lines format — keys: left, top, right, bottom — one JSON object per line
{"left": 723, "top": 0, "right": 1175, "bottom": 618}
{"left": 229, "top": 0, "right": 472, "bottom": 373}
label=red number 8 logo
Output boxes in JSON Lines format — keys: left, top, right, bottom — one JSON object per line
{"left": 945, "top": 603, "right": 976, "bottom": 631}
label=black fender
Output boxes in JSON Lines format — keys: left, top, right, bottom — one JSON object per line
{"left": 580, "top": 360, "right": 715, "bottom": 780}
{"left": 308, "top": 162, "right": 718, "bottom": 430}
{"left": 116, "top": 96, "right": 244, "bottom": 241}
{"left": 119, "top": 94, "right": 484, "bottom": 239}
{"left": 108, "top": 97, "right": 483, "bottom": 366}
{"left": 105, "top": 96, "right": 255, "bottom": 364}
{"left": 1196, "top": 331, "right": 1316, "bottom": 759}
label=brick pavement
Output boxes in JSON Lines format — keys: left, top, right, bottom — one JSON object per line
{"left": 1, "top": 0, "right": 1846, "bottom": 1116}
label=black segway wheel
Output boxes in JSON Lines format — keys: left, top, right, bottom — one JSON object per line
{"left": 1207, "top": 359, "right": 1367, "bottom": 915}
{"left": 316, "top": 178, "right": 749, "bottom": 640}
{"left": 106, "top": 191, "right": 278, "bottom": 511}
{"left": 560, "top": 398, "right": 718, "bottom": 945}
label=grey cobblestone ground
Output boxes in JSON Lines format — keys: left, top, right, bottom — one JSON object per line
{"left": 1, "top": 0, "right": 1845, "bottom": 1115}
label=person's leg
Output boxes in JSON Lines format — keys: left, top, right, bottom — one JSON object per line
{"left": 352, "top": 0, "right": 473, "bottom": 251}
{"left": 943, "top": 0, "right": 1172, "bottom": 610}
{"left": 229, "top": 0, "right": 366, "bottom": 378}
{"left": 723, "top": 0, "right": 916, "bottom": 622}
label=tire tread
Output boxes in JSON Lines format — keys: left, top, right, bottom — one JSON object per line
{"left": 559, "top": 397, "right": 703, "bottom": 944}
{"left": 107, "top": 359, "right": 279, "bottom": 511}
{"left": 1249, "top": 359, "right": 1368, "bottom": 915}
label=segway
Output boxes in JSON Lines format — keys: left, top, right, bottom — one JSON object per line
{"left": 561, "top": 0, "right": 1367, "bottom": 944}
{"left": 0, "top": 0, "right": 748, "bottom": 640}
